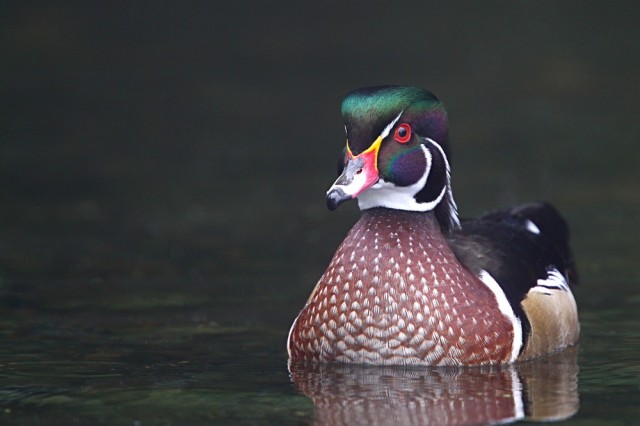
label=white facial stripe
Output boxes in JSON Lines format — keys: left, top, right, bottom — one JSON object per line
{"left": 421, "top": 186, "right": 447, "bottom": 210}
{"left": 379, "top": 110, "right": 404, "bottom": 140}
{"left": 357, "top": 145, "right": 433, "bottom": 211}
{"left": 478, "top": 270, "right": 523, "bottom": 363}
{"left": 354, "top": 138, "right": 460, "bottom": 219}
{"left": 424, "top": 138, "right": 460, "bottom": 228}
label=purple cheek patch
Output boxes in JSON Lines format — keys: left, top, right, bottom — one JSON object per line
{"left": 387, "top": 147, "right": 426, "bottom": 187}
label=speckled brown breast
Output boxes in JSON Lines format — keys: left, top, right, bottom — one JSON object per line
{"left": 288, "top": 208, "right": 516, "bottom": 366}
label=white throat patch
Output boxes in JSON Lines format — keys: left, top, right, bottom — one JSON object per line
{"left": 357, "top": 145, "right": 440, "bottom": 211}
{"left": 356, "top": 137, "right": 457, "bottom": 218}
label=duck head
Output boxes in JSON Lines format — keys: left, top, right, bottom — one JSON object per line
{"left": 326, "top": 85, "right": 460, "bottom": 232}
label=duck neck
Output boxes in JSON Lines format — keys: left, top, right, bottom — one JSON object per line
{"left": 346, "top": 208, "right": 451, "bottom": 260}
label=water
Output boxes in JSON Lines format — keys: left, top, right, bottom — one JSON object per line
{"left": 2, "top": 2, "right": 639, "bottom": 425}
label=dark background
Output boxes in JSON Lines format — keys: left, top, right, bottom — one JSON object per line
{"left": 3, "top": 2, "right": 640, "bottom": 327}
{"left": 1, "top": 3, "right": 640, "bottom": 423}
{"left": 3, "top": 2, "right": 638, "bottom": 288}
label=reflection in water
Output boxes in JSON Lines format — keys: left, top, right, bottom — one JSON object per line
{"left": 290, "top": 347, "right": 578, "bottom": 426}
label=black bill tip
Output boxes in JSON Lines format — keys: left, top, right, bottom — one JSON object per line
{"left": 326, "top": 188, "right": 350, "bottom": 211}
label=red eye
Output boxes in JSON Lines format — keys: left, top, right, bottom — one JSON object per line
{"left": 394, "top": 123, "right": 412, "bottom": 143}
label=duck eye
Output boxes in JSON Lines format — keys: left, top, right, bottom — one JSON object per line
{"left": 394, "top": 124, "right": 412, "bottom": 143}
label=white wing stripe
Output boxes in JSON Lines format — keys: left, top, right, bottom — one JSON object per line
{"left": 478, "top": 270, "right": 523, "bottom": 363}
{"left": 531, "top": 268, "right": 570, "bottom": 293}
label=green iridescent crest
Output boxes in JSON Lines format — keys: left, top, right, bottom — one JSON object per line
{"left": 341, "top": 86, "right": 447, "bottom": 155}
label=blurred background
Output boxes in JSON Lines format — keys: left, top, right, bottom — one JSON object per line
{"left": 1, "top": 2, "right": 639, "bottom": 424}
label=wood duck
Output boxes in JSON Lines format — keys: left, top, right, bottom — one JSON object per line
{"left": 287, "top": 86, "right": 579, "bottom": 366}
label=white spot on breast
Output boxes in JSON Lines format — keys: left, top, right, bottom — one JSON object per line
{"left": 402, "top": 308, "right": 413, "bottom": 320}
{"left": 356, "top": 334, "right": 368, "bottom": 345}
{"left": 409, "top": 332, "right": 424, "bottom": 345}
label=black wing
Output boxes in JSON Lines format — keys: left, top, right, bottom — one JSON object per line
{"left": 446, "top": 202, "right": 577, "bottom": 346}
{"left": 478, "top": 201, "right": 577, "bottom": 285}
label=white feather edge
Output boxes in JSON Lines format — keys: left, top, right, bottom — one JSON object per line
{"left": 531, "top": 268, "right": 571, "bottom": 293}
{"left": 357, "top": 145, "right": 435, "bottom": 211}
{"left": 357, "top": 137, "right": 459, "bottom": 227}
{"left": 286, "top": 312, "right": 301, "bottom": 358}
{"left": 507, "top": 367, "right": 526, "bottom": 422}
{"left": 477, "top": 270, "right": 523, "bottom": 363}
{"left": 525, "top": 219, "right": 541, "bottom": 234}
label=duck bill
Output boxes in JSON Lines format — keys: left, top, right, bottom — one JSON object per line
{"left": 326, "top": 137, "right": 382, "bottom": 210}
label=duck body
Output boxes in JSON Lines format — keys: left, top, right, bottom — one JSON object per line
{"left": 287, "top": 86, "right": 579, "bottom": 366}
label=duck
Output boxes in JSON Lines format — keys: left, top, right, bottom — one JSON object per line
{"left": 287, "top": 85, "right": 579, "bottom": 366}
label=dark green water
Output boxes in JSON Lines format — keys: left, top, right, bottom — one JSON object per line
{"left": 2, "top": 3, "right": 639, "bottom": 425}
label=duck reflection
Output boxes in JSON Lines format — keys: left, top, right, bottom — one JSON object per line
{"left": 289, "top": 347, "right": 578, "bottom": 426}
